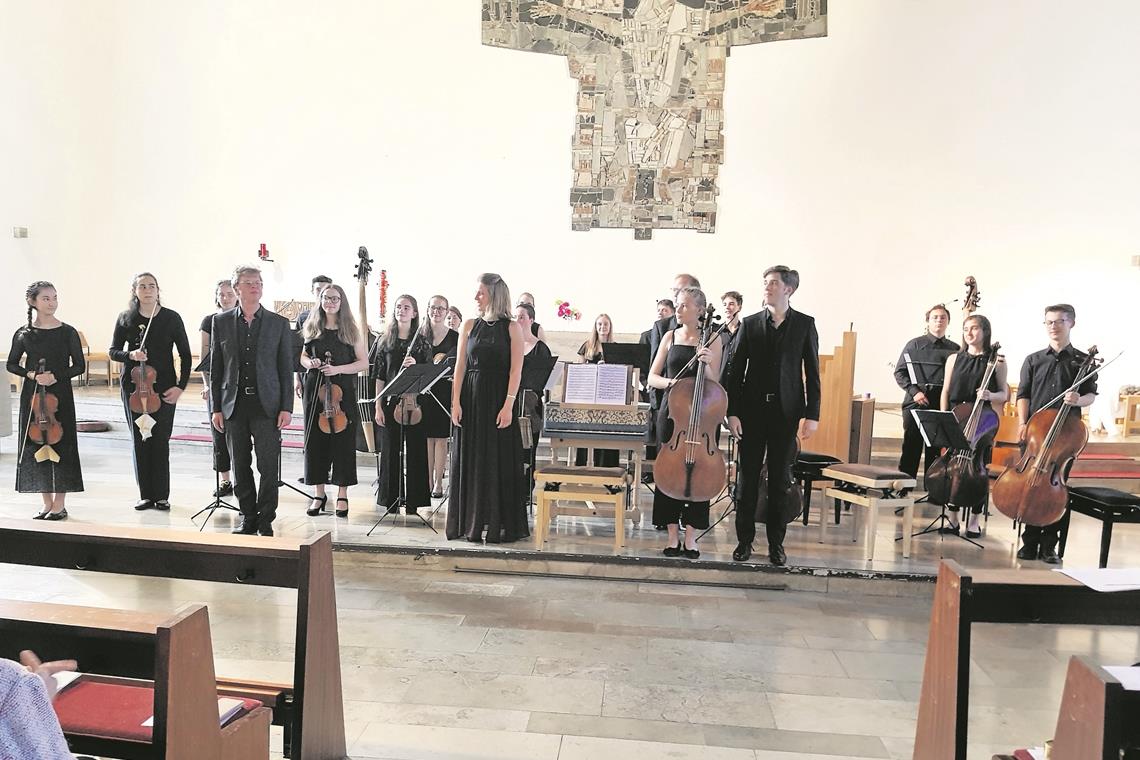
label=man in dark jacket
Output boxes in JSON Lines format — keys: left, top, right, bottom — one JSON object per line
{"left": 726, "top": 266, "right": 820, "bottom": 566}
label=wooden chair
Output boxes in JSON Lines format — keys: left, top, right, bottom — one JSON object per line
{"left": 0, "top": 600, "right": 270, "bottom": 760}
{"left": 78, "top": 330, "right": 115, "bottom": 386}
{"left": 0, "top": 521, "right": 346, "bottom": 760}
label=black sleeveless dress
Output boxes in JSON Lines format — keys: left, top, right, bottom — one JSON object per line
{"left": 7, "top": 325, "right": 86, "bottom": 493}
{"left": 421, "top": 328, "right": 459, "bottom": 439}
{"left": 947, "top": 350, "right": 1001, "bottom": 405}
{"left": 447, "top": 318, "right": 527, "bottom": 543}
{"left": 652, "top": 338, "right": 710, "bottom": 529}
{"left": 374, "top": 335, "right": 431, "bottom": 511}
{"left": 302, "top": 332, "right": 360, "bottom": 487}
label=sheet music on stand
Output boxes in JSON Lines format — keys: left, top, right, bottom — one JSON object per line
{"left": 601, "top": 342, "right": 650, "bottom": 381}
{"left": 563, "top": 363, "right": 630, "bottom": 405}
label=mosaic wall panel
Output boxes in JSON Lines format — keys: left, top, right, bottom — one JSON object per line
{"left": 483, "top": 0, "right": 827, "bottom": 239}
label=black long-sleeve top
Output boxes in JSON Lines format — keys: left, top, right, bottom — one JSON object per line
{"left": 109, "top": 307, "right": 192, "bottom": 393}
{"left": 7, "top": 324, "right": 86, "bottom": 382}
{"left": 893, "top": 334, "right": 959, "bottom": 408}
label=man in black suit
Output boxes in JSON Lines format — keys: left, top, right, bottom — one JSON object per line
{"left": 210, "top": 266, "right": 296, "bottom": 536}
{"left": 725, "top": 266, "right": 821, "bottom": 566}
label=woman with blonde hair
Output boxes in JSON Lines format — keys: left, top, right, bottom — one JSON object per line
{"left": 447, "top": 273, "right": 528, "bottom": 542}
{"left": 299, "top": 283, "right": 370, "bottom": 517}
{"left": 576, "top": 313, "right": 619, "bottom": 467}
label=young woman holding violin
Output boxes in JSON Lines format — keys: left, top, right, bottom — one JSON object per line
{"left": 299, "top": 283, "right": 370, "bottom": 517}
{"left": 199, "top": 279, "right": 237, "bottom": 497}
{"left": 417, "top": 295, "right": 460, "bottom": 499}
{"left": 373, "top": 294, "right": 432, "bottom": 515}
{"left": 936, "top": 314, "right": 1008, "bottom": 538}
{"left": 109, "top": 272, "right": 192, "bottom": 512}
{"left": 7, "top": 281, "right": 86, "bottom": 519}
{"left": 646, "top": 287, "right": 723, "bottom": 559}
{"left": 446, "top": 273, "right": 528, "bottom": 543}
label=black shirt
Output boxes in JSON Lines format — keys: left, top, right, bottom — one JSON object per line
{"left": 894, "top": 334, "right": 960, "bottom": 408}
{"left": 236, "top": 306, "right": 265, "bottom": 390}
{"left": 946, "top": 350, "right": 1002, "bottom": 406}
{"left": 759, "top": 312, "right": 785, "bottom": 394}
{"left": 1017, "top": 344, "right": 1098, "bottom": 418}
{"left": 109, "top": 308, "right": 192, "bottom": 393}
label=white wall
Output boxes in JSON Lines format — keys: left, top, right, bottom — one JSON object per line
{"left": 2, "top": 0, "right": 1137, "bottom": 402}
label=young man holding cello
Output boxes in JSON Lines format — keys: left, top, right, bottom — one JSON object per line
{"left": 1013, "top": 303, "right": 1097, "bottom": 563}
{"left": 726, "top": 266, "right": 821, "bottom": 566}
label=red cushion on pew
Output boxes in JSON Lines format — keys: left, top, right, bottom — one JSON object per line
{"left": 54, "top": 680, "right": 262, "bottom": 742}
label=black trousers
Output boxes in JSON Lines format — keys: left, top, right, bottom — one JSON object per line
{"left": 899, "top": 406, "right": 939, "bottom": 479}
{"left": 225, "top": 397, "right": 281, "bottom": 527}
{"left": 121, "top": 390, "right": 176, "bottom": 502}
{"left": 735, "top": 406, "right": 799, "bottom": 548}
{"left": 211, "top": 418, "right": 231, "bottom": 473}
{"left": 1021, "top": 520, "right": 1062, "bottom": 552}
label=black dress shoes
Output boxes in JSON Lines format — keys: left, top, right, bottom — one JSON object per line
{"left": 214, "top": 480, "right": 234, "bottom": 497}
{"left": 232, "top": 521, "right": 258, "bottom": 535}
{"left": 662, "top": 544, "right": 682, "bottom": 557}
{"left": 258, "top": 527, "right": 275, "bottom": 537}
{"left": 769, "top": 546, "right": 787, "bottom": 566}
{"left": 133, "top": 499, "right": 153, "bottom": 511}
{"left": 1040, "top": 547, "right": 1060, "bottom": 564}
{"left": 732, "top": 542, "right": 752, "bottom": 562}
{"left": 682, "top": 547, "right": 700, "bottom": 560}
{"left": 1016, "top": 545, "right": 1039, "bottom": 561}
{"left": 154, "top": 500, "right": 170, "bottom": 511}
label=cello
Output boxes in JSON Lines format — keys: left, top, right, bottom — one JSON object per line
{"left": 317, "top": 351, "right": 349, "bottom": 434}
{"left": 992, "top": 346, "right": 1099, "bottom": 526}
{"left": 925, "top": 342, "right": 1003, "bottom": 510}
{"left": 654, "top": 305, "right": 728, "bottom": 503}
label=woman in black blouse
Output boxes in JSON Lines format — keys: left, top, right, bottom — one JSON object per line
{"left": 939, "top": 313, "right": 1008, "bottom": 537}
{"left": 109, "top": 272, "right": 192, "bottom": 512}
{"left": 575, "top": 313, "right": 618, "bottom": 468}
{"left": 7, "top": 281, "right": 86, "bottom": 519}
{"left": 199, "top": 279, "right": 237, "bottom": 497}
{"left": 516, "top": 292, "right": 547, "bottom": 342}
{"left": 417, "top": 295, "right": 459, "bottom": 499}
{"left": 373, "top": 294, "right": 431, "bottom": 515}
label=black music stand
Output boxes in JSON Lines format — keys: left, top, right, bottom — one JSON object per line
{"left": 519, "top": 355, "right": 560, "bottom": 509}
{"left": 368, "top": 361, "right": 453, "bottom": 535}
{"left": 191, "top": 352, "right": 240, "bottom": 530}
{"left": 910, "top": 409, "right": 983, "bottom": 548}
{"left": 601, "top": 343, "right": 650, "bottom": 382}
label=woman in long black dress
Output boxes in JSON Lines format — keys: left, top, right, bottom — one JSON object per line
{"left": 109, "top": 272, "right": 192, "bottom": 512}
{"left": 299, "top": 283, "right": 370, "bottom": 517}
{"left": 447, "top": 273, "right": 527, "bottom": 543}
{"left": 418, "top": 295, "right": 459, "bottom": 498}
{"left": 373, "top": 294, "right": 431, "bottom": 515}
{"left": 938, "top": 313, "right": 1008, "bottom": 538}
{"left": 575, "top": 313, "right": 619, "bottom": 468}
{"left": 7, "top": 281, "right": 85, "bottom": 519}
{"left": 198, "top": 279, "right": 237, "bottom": 497}
{"left": 646, "top": 287, "right": 722, "bottom": 559}
{"left": 516, "top": 303, "right": 552, "bottom": 497}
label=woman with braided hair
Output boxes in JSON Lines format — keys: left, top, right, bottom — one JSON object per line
{"left": 5, "top": 281, "right": 86, "bottom": 519}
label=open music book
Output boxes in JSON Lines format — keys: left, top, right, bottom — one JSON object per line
{"left": 563, "top": 363, "right": 630, "bottom": 405}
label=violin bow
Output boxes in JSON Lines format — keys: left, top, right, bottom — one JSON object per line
{"left": 1036, "top": 350, "right": 1123, "bottom": 411}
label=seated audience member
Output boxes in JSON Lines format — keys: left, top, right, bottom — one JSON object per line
{"left": 1, "top": 650, "right": 77, "bottom": 759}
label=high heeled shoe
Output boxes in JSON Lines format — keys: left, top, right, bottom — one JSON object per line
{"left": 306, "top": 495, "right": 328, "bottom": 516}
{"left": 335, "top": 497, "right": 349, "bottom": 518}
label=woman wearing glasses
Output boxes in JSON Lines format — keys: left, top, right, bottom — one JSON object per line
{"left": 298, "top": 283, "right": 370, "bottom": 517}
{"left": 415, "top": 295, "right": 459, "bottom": 498}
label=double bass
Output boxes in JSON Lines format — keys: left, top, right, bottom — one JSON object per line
{"left": 992, "top": 346, "right": 1099, "bottom": 526}
{"left": 353, "top": 247, "right": 379, "bottom": 453}
{"left": 655, "top": 305, "right": 728, "bottom": 502}
{"left": 925, "top": 342, "right": 1002, "bottom": 510}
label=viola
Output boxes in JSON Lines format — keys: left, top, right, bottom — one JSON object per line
{"left": 926, "top": 343, "right": 1002, "bottom": 511}
{"left": 654, "top": 305, "right": 728, "bottom": 503}
{"left": 992, "top": 345, "right": 1099, "bottom": 526}
{"left": 317, "top": 351, "right": 348, "bottom": 434}
{"left": 27, "top": 358, "right": 63, "bottom": 446}
{"left": 128, "top": 349, "right": 161, "bottom": 415}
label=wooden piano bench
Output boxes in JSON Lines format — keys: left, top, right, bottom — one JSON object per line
{"left": 533, "top": 465, "right": 632, "bottom": 553}
{"left": 821, "top": 464, "right": 916, "bottom": 561}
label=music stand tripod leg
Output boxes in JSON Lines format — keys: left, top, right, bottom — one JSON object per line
{"left": 192, "top": 426, "right": 239, "bottom": 531}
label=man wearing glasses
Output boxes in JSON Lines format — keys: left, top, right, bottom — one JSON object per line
{"left": 210, "top": 265, "right": 296, "bottom": 536}
{"left": 1013, "top": 303, "right": 1097, "bottom": 563}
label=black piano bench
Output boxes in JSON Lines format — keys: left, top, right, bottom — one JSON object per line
{"left": 1058, "top": 486, "right": 1140, "bottom": 568}
{"left": 796, "top": 451, "right": 843, "bottom": 526}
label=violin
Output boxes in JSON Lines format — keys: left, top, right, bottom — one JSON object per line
{"left": 654, "top": 305, "right": 728, "bottom": 503}
{"left": 925, "top": 342, "right": 1002, "bottom": 511}
{"left": 317, "top": 351, "right": 348, "bottom": 434}
{"left": 392, "top": 332, "right": 423, "bottom": 426}
{"left": 27, "top": 359, "right": 63, "bottom": 446}
{"left": 128, "top": 323, "right": 161, "bottom": 415}
{"left": 992, "top": 345, "right": 1099, "bottom": 526}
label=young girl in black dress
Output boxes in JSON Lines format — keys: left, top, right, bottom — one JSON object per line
{"left": 646, "top": 287, "right": 722, "bottom": 558}
{"left": 199, "top": 279, "right": 237, "bottom": 497}
{"left": 417, "top": 295, "right": 459, "bottom": 498}
{"left": 299, "top": 283, "right": 370, "bottom": 517}
{"left": 109, "top": 272, "right": 192, "bottom": 511}
{"left": 447, "top": 273, "right": 527, "bottom": 543}
{"left": 575, "top": 313, "right": 619, "bottom": 467}
{"left": 7, "top": 281, "right": 86, "bottom": 519}
{"left": 373, "top": 294, "right": 432, "bottom": 515}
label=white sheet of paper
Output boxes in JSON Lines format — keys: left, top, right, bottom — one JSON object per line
{"left": 563, "top": 364, "right": 598, "bottom": 404}
{"left": 595, "top": 364, "right": 628, "bottom": 405}
{"left": 1104, "top": 666, "right": 1140, "bottom": 691}
{"left": 52, "top": 670, "right": 82, "bottom": 693}
{"left": 1055, "top": 567, "right": 1140, "bottom": 592}
{"left": 143, "top": 697, "right": 245, "bottom": 727}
